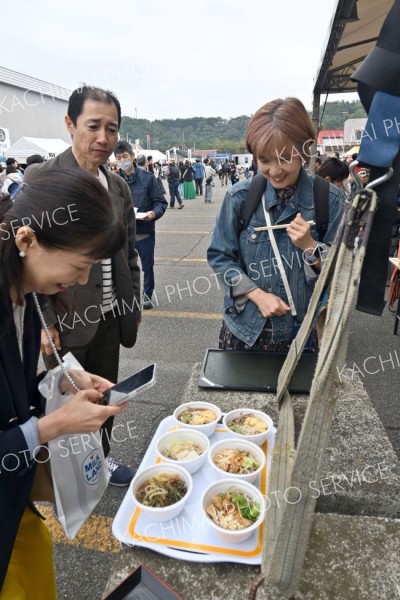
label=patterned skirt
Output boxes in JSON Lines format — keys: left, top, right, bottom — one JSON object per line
{"left": 218, "top": 320, "right": 318, "bottom": 353}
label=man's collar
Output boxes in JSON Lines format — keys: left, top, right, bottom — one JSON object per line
{"left": 120, "top": 167, "right": 136, "bottom": 181}
{"left": 55, "top": 148, "right": 113, "bottom": 183}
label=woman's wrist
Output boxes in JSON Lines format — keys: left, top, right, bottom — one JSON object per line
{"left": 246, "top": 287, "right": 263, "bottom": 300}
{"left": 246, "top": 287, "right": 269, "bottom": 306}
{"left": 298, "top": 237, "right": 317, "bottom": 253}
{"left": 303, "top": 243, "right": 323, "bottom": 270}
{"left": 37, "top": 412, "right": 63, "bottom": 444}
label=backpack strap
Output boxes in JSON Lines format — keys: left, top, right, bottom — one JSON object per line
{"left": 238, "top": 173, "right": 330, "bottom": 239}
{"left": 312, "top": 175, "right": 330, "bottom": 241}
{"left": 238, "top": 174, "right": 267, "bottom": 232}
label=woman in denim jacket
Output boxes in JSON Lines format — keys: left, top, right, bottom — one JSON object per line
{"left": 207, "top": 98, "right": 345, "bottom": 351}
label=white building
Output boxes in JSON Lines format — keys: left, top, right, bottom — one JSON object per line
{"left": 0, "top": 66, "right": 71, "bottom": 146}
{"left": 344, "top": 118, "right": 367, "bottom": 146}
{"left": 233, "top": 153, "right": 253, "bottom": 166}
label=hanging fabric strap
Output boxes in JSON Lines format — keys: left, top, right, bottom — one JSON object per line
{"left": 262, "top": 196, "right": 297, "bottom": 317}
{"left": 250, "top": 186, "right": 379, "bottom": 599}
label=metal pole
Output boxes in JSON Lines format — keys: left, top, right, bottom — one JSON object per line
{"left": 309, "top": 92, "right": 320, "bottom": 173}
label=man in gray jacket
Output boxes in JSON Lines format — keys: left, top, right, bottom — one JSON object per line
{"left": 25, "top": 86, "right": 141, "bottom": 486}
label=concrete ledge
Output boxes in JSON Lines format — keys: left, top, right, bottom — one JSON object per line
{"left": 104, "top": 365, "right": 400, "bottom": 599}
{"left": 104, "top": 514, "right": 400, "bottom": 600}
{"left": 184, "top": 364, "right": 400, "bottom": 519}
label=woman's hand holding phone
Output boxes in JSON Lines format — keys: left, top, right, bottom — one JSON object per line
{"left": 60, "top": 370, "right": 114, "bottom": 395}
{"left": 37, "top": 388, "right": 127, "bottom": 444}
{"left": 101, "top": 364, "right": 157, "bottom": 406}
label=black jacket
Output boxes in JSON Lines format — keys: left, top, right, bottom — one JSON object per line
{"left": 0, "top": 296, "right": 43, "bottom": 589}
{"left": 183, "top": 165, "right": 195, "bottom": 182}
{"left": 167, "top": 164, "right": 181, "bottom": 183}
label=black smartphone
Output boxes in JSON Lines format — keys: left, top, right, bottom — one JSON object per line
{"left": 101, "top": 364, "right": 157, "bottom": 406}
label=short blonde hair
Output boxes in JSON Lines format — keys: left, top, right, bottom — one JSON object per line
{"left": 245, "top": 97, "right": 315, "bottom": 161}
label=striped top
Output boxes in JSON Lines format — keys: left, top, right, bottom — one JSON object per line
{"left": 12, "top": 302, "right": 25, "bottom": 359}
{"left": 97, "top": 169, "right": 117, "bottom": 313}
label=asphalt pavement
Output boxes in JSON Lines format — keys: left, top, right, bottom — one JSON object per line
{"left": 48, "top": 178, "right": 400, "bottom": 599}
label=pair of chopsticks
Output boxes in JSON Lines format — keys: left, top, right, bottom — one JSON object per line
{"left": 254, "top": 220, "right": 315, "bottom": 232}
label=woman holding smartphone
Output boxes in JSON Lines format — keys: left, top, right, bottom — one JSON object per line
{"left": 0, "top": 169, "right": 128, "bottom": 599}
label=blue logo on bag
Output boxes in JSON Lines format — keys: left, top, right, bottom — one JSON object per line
{"left": 82, "top": 451, "right": 102, "bottom": 485}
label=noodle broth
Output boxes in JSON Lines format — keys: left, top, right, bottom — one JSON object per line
{"left": 202, "top": 479, "right": 266, "bottom": 543}
{"left": 227, "top": 414, "right": 267, "bottom": 436}
{"left": 178, "top": 408, "right": 217, "bottom": 426}
{"left": 162, "top": 439, "right": 204, "bottom": 461}
{"left": 208, "top": 439, "right": 265, "bottom": 483}
{"left": 131, "top": 464, "right": 193, "bottom": 521}
{"left": 156, "top": 430, "right": 210, "bottom": 474}
{"left": 213, "top": 448, "right": 260, "bottom": 475}
{"left": 206, "top": 488, "right": 260, "bottom": 530}
{"left": 223, "top": 409, "right": 273, "bottom": 447}
{"left": 173, "top": 402, "right": 221, "bottom": 437}
{"left": 136, "top": 473, "right": 187, "bottom": 508}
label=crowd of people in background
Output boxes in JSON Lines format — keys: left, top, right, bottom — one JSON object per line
{"left": 106, "top": 154, "right": 254, "bottom": 208}
{"left": 2, "top": 148, "right": 370, "bottom": 204}
{"left": 0, "top": 150, "right": 367, "bottom": 234}
{"left": 313, "top": 151, "right": 369, "bottom": 199}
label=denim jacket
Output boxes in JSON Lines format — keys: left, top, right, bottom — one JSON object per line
{"left": 207, "top": 168, "right": 345, "bottom": 346}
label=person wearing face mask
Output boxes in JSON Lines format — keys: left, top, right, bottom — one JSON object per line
{"left": 114, "top": 141, "right": 167, "bottom": 310}
{"left": 207, "top": 97, "right": 345, "bottom": 352}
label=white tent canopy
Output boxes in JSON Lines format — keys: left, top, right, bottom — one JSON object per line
{"left": 5, "top": 137, "right": 70, "bottom": 163}
{"left": 140, "top": 149, "right": 167, "bottom": 162}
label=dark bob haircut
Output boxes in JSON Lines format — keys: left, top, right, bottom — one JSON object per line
{"left": 317, "top": 157, "right": 349, "bottom": 183}
{"left": 0, "top": 168, "right": 125, "bottom": 302}
{"left": 68, "top": 85, "right": 122, "bottom": 128}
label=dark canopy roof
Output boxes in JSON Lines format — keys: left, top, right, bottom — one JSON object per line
{"left": 314, "top": 0, "right": 393, "bottom": 94}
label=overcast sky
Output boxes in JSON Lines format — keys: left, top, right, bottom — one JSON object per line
{"left": 2, "top": 0, "right": 355, "bottom": 120}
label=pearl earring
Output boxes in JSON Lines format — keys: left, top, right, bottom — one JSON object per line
{"left": 19, "top": 251, "right": 26, "bottom": 258}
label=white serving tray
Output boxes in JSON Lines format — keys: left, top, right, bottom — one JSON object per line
{"left": 112, "top": 415, "right": 275, "bottom": 564}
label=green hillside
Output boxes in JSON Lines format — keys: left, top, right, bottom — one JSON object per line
{"left": 120, "top": 100, "right": 366, "bottom": 154}
{"left": 317, "top": 99, "right": 366, "bottom": 129}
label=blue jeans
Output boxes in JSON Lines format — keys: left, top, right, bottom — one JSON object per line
{"left": 168, "top": 181, "right": 183, "bottom": 207}
{"left": 136, "top": 233, "right": 156, "bottom": 297}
